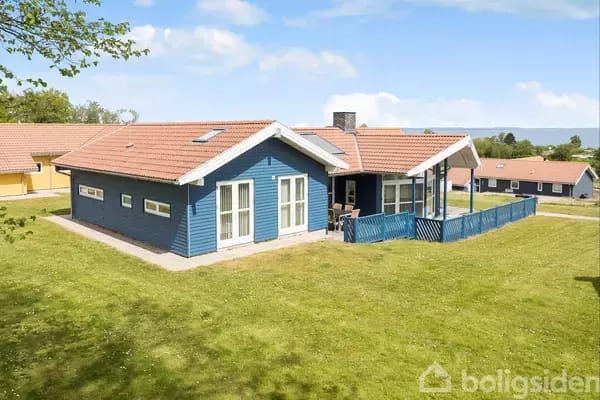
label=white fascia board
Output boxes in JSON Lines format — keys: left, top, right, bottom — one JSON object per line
{"left": 406, "top": 136, "right": 480, "bottom": 177}
{"left": 574, "top": 166, "right": 599, "bottom": 185}
{"left": 177, "top": 121, "right": 348, "bottom": 185}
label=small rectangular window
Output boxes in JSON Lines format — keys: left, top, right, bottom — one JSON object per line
{"left": 488, "top": 178, "right": 497, "bottom": 188}
{"left": 29, "top": 161, "right": 43, "bottom": 174}
{"left": 78, "top": 184, "right": 104, "bottom": 201}
{"left": 121, "top": 194, "right": 132, "bottom": 208}
{"left": 144, "top": 199, "right": 171, "bottom": 218}
{"left": 510, "top": 180, "right": 519, "bottom": 190}
{"left": 537, "top": 182, "right": 543, "bottom": 192}
{"left": 345, "top": 180, "right": 356, "bottom": 205}
{"left": 552, "top": 183, "right": 563, "bottom": 193}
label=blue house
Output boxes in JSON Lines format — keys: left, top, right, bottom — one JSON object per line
{"left": 55, "top": 121, "right": 348, "bottom": 257}
{"left": 54, "top": 113, "right": 482, "bottom": 257}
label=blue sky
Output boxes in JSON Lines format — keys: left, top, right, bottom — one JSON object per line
{"left": 6, "top": 0, "right": 600, "bottom": 128}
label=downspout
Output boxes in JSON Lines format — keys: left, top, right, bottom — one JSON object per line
{"left": 187, "top": 184, "right": 191, "bottom": 257}
{"left": 49, "top": 157, "right": 53, "bottom": 189}
{"left": 423, "top": 170, "right": 428, "bottom": 217}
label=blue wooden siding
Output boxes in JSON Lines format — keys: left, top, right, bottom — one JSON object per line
{"left": 70, "top": 170, "right": 189, "bottom": 256}
{"left": 332, "top": 174, "right": 381, "bottom": 216}
{"left": 480, "top": 177, "right": 574, "bottom": 197}
{"left": 573, "top": 170, "right": 594, "bottom": 198}
{"left": 188, "top": 138, "right": 329, "bottom": 256}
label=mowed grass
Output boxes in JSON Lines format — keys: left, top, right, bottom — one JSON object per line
{"left": 448, "top": 191, "right": 600, "bottom": 218}
{"left": 1, "top": 196, "right": 599, "bottom": 399}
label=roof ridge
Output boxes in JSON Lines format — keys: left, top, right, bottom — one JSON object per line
{"left": 77, "top": 124, "right": 131, "bottom": 150}
{"left": 130, "top": 120, "right": 275, "bottom": 126}
{"left": 353, "top": 132, "right": 364, "bottom": 172}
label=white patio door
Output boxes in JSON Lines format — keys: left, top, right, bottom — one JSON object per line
{"left": 217, "top": 180, "right": 254, "bottom": 248}
{"left": 278, "top": 175, "right": 308, "bottom": 235}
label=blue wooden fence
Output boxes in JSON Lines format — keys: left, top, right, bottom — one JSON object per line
{"left": 345, "top": 196, "right": 537, "bottom": 244}
{"left": 414, "top": 196, "right": 537, "bottom": 242}
{"left": 343, "top": 211, "right": 415, "bottom": 243}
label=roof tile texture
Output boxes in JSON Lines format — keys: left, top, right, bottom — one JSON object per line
{"left": 448, "top": 158, "right": 595, "bottom": 185}
{"left": 54, "top": 121, "right": 274, "bottom": 181}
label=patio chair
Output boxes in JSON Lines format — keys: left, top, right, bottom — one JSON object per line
{"left": 339, "top": 209, "right": 360, "bottom": 231}
{"left": 344, "top": 204, "right": 354, "bottom": 212}
{"left": 332, "top": 203, "right": 342, "bottom": 210}
{"left": 329, "top": 203, "right": 343, "bottom": 231}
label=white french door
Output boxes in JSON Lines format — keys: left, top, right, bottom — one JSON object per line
{"left": 217, "top": 180, "right": 254, "bottom": 248}
{"left": 278, "top": 174, "right": 308, "bottom": 235}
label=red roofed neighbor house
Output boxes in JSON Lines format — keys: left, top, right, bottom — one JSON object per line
{"left": 448, "top": 157, "right": 598, "bottom": 198}
{"left": 0, "top": 124, "right": 118, "bottom": 196}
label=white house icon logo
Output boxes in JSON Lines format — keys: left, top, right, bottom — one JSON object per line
{"left": 419, "top": 362, "right": 452, "bottom": 393}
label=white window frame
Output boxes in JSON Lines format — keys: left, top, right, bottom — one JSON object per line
{"left": 29, "top": 161, "right": 43, "bottom": 175}
{"left": 278, "top": 174, "right": 309, "bottom": 236}
{"left": 216, "top": 179, "right": 255, "bottom": 248}
{"left": 78, "top": 184, "right": 104, "bottom": 201}
{"left": 144, "top": 199, "right": 171, "bottom": 218}
{"left": 537, "top": 182, "right": 543, "bottom": 192}
{"left": 121, "top": 194, "right": 132, "bottom": 208}
{"left": 381, "top": 177, "right": 428, "bottom": 217}
{"left": 552, "top": 183, "right": 563, "bottom": 193}
{"left": 345, "top": 179, "right": 356, "bottom": 205}
{"left": 488, "top": 178, "right": 497, "bottom": 188}
{"left": 510, "top": 180, "right": 519, "bottom": 190}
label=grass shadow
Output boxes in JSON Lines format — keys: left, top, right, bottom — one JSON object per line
{"left": 574, "top": 276, "right": 600, "bottom": 297}
{"left": 50, "top": 208, "right": 71, "bottom": 216}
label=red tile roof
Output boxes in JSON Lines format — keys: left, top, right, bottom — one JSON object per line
{"left": 448, "top": 158, "right": 597, "bottom": 186}
{"left": 295, "top": 125, "right": 469, "bottom": 175}
{"left": 357, "top": 134, "right": 469, "bottom": 174}
{"left": 0, "top": 124, "right": 118, "bottom": 173}
{"left": 54, "top": 121, "right": 275, "bottom": 182}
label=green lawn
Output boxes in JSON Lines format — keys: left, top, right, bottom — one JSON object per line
{"left": 448, "top": 191, "right": 600, "bottom": 218}
{"left": 1, "top": 196, "right": 599, "bottom": 399}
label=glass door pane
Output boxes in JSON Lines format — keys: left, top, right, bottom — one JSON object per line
{"left": 238, "top": 183, "right": 250, "bottom": 238}
{"left": 383, "top": 184, "right": 397, "bottom": 214}
{"left": 294, "top": 177, "right": 305, "bottom": 227}
{"left": 280, "top": 179, "right": 291, "bottom": 229}
{"left": 219, "top": 185, "right": 233, "bottom": 241}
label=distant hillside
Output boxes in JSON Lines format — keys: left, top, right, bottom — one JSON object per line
{"left": 402, "top": 128, "right": 599, "bottom": 148}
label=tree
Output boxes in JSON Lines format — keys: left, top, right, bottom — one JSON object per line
{"left": 503, "top": 132, "right": 516, "bottom": 146}
{"left": 569, "top": 135, "right": 582, "bottom": 149}
{"left": 512, "top": 139, "right": 536, "bottom": 158}
{"left": 548, "top": 144, "right": 573, "bottom": 161}
{"left": 592, "top": 148, "right": 600, "bottom": 177}
{"left": 424, "top": 129, "right": 433, "bottom": 134}
{"left": 13, "top": 89, "right": 73, "bottom": 122}
{"left": 359, "top": 123, "right": 368, "bottom": 128}
{"left": 72, "top": 101, "right": 139, "bottom": 124}
{"left": 0, "top": 0, "right": 148, "bottom": 87}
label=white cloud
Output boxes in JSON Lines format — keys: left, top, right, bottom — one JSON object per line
{"left": 133, "top": 0, "right": 155, "bottom": 7}
{"left": 285, "top": 0, "right": 598, "bottom": 24}
{"left": 516, "top": 81, "right": 599, "bottom": 122}
{"left": 197, "top": 0, "right": 268, "bottom": 25}
{"left": 421, "top": 0, "right": 599, "bottom": 19}
{"left": 259, "top": 48, "right": 358, "bottom": 78}
{"left": 127, "top": 25, "right": 255, "bottom": 74}
{"left": 323, "top": 92, "right": 485, "bottom": 127}
{"left": 323, "top": 85, "right": 600, "bottom": 128}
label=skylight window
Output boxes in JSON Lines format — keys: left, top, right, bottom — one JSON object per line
{"left": 496, "top": 163, "right": 505, "bottom": 169}
{"left": 192, "top": 128, "right": 226, "bottom": 143}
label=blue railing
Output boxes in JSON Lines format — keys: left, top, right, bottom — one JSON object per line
{"left": 344, "top": 196, "right": 537, "bottom": 244}
{"left": 414, "top": 196, "right": 537, "bottom": 243}
{"left": 343, "top": 211, "right": 415, "bottom": 243}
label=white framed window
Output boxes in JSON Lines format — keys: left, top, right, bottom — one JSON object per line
{"left": 382, "top": 177, "right": 428, "bottom": 217}
{"left": 552, "top": 183, "right": 563, "bottom": 193}
{"left": 121, "top": 194, "right": 132, "bottom": 208}
{"left": 345, "top": 180, "right": 356, "bottom": 205}
{"left": 488, "top": 178, "right": 497, "bottom": 188}
{"left": 278, "top": 174, "right": 308, "bottom": 235}
{"left": 537, "top": 182, "right": 543, "bottom": 192}
{"left": 144, "top": 199, "right": 171, "bottom": 218}
{"left": 510, "top": 180, "right": 519, "bottom": 190}
{"left": 78, "top": 184, "right": 104, "bottom": 201}
{"left": 217, "top": 179, "right": 254, "bottom": 248}
{"left": 29, "top": 161, "right": 43, "bottom": 174}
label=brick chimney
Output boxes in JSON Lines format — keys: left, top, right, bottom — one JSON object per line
{"left": 333, "top": 112, "right": 356, "bottom": 132}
